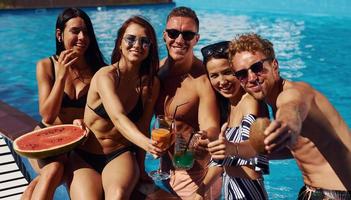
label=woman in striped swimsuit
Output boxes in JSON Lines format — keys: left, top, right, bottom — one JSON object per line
{"left": 201, "top": 41, "right": 269, "bottom": 200}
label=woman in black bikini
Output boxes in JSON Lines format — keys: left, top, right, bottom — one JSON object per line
{"left": 68, "top": 16, "right": 162, "bottom": 199}
{"left": 23, "top": 8, "right": 106, "bottom": 200}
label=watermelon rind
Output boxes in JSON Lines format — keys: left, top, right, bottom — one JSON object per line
{"left": 13, "top": 124, "right": 87, "bottom": 159}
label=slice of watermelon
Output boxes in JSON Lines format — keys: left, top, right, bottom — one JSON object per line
{"left": 13, "top": 124, "right": 87, "bottom": 159}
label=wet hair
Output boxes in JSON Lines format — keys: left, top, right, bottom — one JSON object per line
{"left": 55, "top": 7, "right": 106, "bottom": 72}
{"left": 228, "top": 33, "right": 275, "bottom": 64}
{"left": 166, "top": 6, "right": 199, "bottom": 32}
{"left": 111, "top": 16, "right": 159, "bottom": 93}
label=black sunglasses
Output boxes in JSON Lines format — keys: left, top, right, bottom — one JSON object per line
{"left": 165, "top": 29, "right": 197, "bottom": 41}
{"left": 123, "top": 34, "right": 151, "bottom": 49}
{"left": 234, "top": 58, "right": 272, "bottom": 83}
{"left": 201, "top": 41, "right": 229, "bottom": 63}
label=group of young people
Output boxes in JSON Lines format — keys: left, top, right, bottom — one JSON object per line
{"left": 21, "top": 6, "right": 351, "bottom": 200}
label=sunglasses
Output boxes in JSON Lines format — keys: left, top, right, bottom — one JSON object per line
{"left": 165, "top": 29, "right": 197, "bottom": 41}
{"left": 234, "top": 58, "right": 271, "bottom": 83}
{"left": 123, "top": 34, "right": 151, "bottom": 49}
{"left": 201, "top": 41, "right": 229, "bottom": 63}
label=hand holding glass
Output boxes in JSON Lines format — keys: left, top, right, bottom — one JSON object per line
{"left": 148, "top": 115, "right": 172, "bottom": 180}
{"left": 172, "top": 130, "right": 202, "bottom": 170}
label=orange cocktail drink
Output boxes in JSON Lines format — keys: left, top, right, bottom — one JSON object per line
{"left": 151, "top": 128, "right": 171, "bottom": 151}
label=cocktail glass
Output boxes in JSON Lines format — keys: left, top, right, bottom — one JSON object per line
{"left": 172, "top": 129, "right": 201, "bottom": 170}
{"left": 148, "top": 115, "right": 172, "bottom": 180}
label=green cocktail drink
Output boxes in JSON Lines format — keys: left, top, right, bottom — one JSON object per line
{"left": 173, "top": 150, "right": 194, "bottom": 170}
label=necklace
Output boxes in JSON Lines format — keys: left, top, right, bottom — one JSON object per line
{"left": 72, "top": 70, "right": 90, "bottom": 85}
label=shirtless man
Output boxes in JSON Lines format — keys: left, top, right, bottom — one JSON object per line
{"left": 155, "top": 6, "right": 220, "bottom": 199}
{"left": 228, "top": 33, "right": 351, "bottom": 199}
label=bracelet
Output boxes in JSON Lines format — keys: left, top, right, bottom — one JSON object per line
{"left": 40, "top": 119, "right": 52, "bottom": 127}
{"left": 234, "top": 143, "right": 239, "bottom": 156}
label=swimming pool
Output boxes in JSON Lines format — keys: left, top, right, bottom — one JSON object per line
{"left": 1, "top": 0, "right": 350, "bottom": 199}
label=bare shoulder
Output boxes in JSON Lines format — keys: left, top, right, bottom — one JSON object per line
{"left": 36, "top": 57, "right": 54, "bottom": 80}
{"left": 94, "top": 65, "right": 116, "bottom": 81}
{"left": 36, "top": 57, "right": 51, "bottom": 71}
{"left": 190, "top": 57, "right": 208, "bottom": 81}
{"left": 291, "top": 81, "right": 314, "bottom": 90}
{"left": 241, "top": 93, "right": 258, "bottom": 107}
{"left": 278, "top": 80, "right": 315, "bottom": 105}
{"left": 240, "top": 93, "right": 260, "bottom": 115}
{"left": 192, "top": 69, "right": 211, "bottom": 93}
{"left": 89, "top": 65, "right": 116, "bottom": 91}
{"left": 284, "top": 80, "right": 314, "bottom": 95}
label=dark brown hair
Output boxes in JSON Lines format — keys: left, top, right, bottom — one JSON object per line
{"left": 111, "top": 16, "right": 159, "bottom": 94}
{"left": 55, "top": 7, "right": 106, "bottom": 72}
{"left": 167, "top": 6, "right": 199, "bottom": 32}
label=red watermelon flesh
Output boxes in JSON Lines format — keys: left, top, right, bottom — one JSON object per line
{"left": 14, "top": 124, "right": 86, "bottom": 159}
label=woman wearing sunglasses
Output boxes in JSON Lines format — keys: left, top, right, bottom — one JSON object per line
{"left": 68, "top": 16, "right": 162, "bottom": 199}
{"left": 202, "top": 41, "right": 270, "bottom": 200}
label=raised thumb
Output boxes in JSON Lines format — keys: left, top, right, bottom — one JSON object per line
{"left": 219, "top": 122, "right": 228, "bottom": 138}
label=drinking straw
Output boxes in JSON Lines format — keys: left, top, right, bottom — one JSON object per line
{"left": 171, "top": 102, "right": 189, "bottom": 131}
{"left": 183, "top": 130, "right": 196, "bottom": 154}
{"left": 171, "top": 102, "right": 190, "bottom": 149}
{"left": 172, "top": 102, "right": 189, "bottom": 120}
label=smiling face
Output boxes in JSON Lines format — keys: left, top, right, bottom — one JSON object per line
{"left": 58, "top": 17, "right": 90, "bottom": 56}
{"left": 120, "top": 23, "right": 150, "bottom": 64}
{"left": 163, "top": 16, "right": 199, "bottom": 61}
{"left": 231, "top": 51, "right": 279, "bottom": 100}
{"left": 206, "top": 58, "right": 241, "bottom": 99}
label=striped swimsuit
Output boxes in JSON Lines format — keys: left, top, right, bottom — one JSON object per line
{"left": 211, "top": 114, "right": 269, "bottom": 200}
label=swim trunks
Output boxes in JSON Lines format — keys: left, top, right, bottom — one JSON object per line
{"left": 298, "top": 185, "right": 351, "bottom": 200}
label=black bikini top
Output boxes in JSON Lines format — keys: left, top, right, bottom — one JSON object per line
{"left": 49, "top": 56, "right": 87, "bottom": 108}
{"left": 87, "top": 64, "right": 144, "bottom": 122}
{"left": 88, "top": 95, "right": 143, "bottom": 122}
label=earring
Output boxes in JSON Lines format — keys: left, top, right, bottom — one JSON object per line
{"left": 58, "top": 37, "right": 62, "bottom": 43}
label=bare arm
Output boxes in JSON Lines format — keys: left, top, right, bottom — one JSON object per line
{"left": 135, "top": 77, "right": 161, "bottom": 181}
{"left": 208, "top": 123, "right": 258, "bottom": 159}
{"left": 197, "top": 74, "right": 220, "bottom": 140}
{"left": 194, "top": 166, "right": 223, "bottom": 199}
{"left": 194, "top": 74, "right": 220, "bottom": 160}
{"left": 208, "top": 94, "right": 266, "bottom": 159}
{"left": 37, "top": 50, "right": 78, "bottom": 123}
{"left": 264, "top": 84, "right": 312, "bottom": 153}
{"left": 136, "top": 77, "right": 160, "bottom": 134}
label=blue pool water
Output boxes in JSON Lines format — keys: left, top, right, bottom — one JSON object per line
{"left": 1, "top": 0, "right": 350, "bottom": 199}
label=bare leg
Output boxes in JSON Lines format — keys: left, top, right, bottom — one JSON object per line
{"left": 21, "top": 176, "right": 39, "bottom": 200}
{"left": 31, "top": 161, "right": 64, "bottom": 200}
{"left": 67, "top": 151, "right": 103, "bottom": 200}
{"left": 102, "top": 151, "right": 139, "bottom": 200}
{"left": 23, "top": 156, "right": 65, "bottom": 200}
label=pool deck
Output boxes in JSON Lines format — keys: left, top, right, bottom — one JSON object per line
{"left": 0, "top": 0, "right": 173, "bottom": 9}
{"left": 0, "top": 100, "right": 36, "bottom": 199}
{"left": 0, "top": 100, "right": 37, "bottom": 141}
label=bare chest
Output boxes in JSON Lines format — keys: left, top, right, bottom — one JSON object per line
{"left": 157, "top": 77, "right": 199, "bottom": 127}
